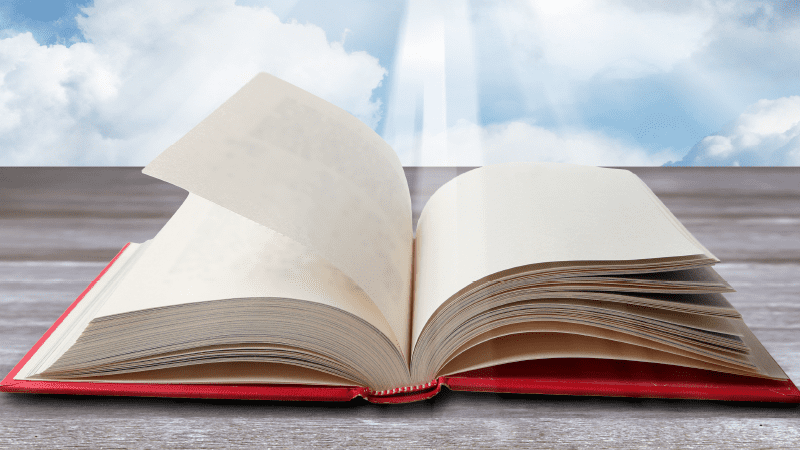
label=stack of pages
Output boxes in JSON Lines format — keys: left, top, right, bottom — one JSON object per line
{"left": 3, "top": 74, "right": 797, "bottom": 403}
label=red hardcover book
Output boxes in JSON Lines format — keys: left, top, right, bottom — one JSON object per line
{"left": 3, "top": 244, "right": 799, "bottom": 404}
{"left": 4, "top": 74, "right": 798, "bottom": 404}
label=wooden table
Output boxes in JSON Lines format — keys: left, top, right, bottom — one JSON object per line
{"left": 1, "top": 167, "right": 799, "bottom": 449}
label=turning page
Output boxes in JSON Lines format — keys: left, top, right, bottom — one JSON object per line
{"left": 143, "top": 73, "right": 415, "bottom": 359}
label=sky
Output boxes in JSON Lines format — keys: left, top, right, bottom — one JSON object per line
{"left": 0, "top": 0, "right": 798, "bottom": 166}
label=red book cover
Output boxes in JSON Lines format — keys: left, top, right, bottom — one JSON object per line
{"left": 3, "top": 244, "right": 799, "bottom": 404}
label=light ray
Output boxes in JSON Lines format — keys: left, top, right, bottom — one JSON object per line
{"left": 383, "top": 0, "right": 479, "bottom": 165}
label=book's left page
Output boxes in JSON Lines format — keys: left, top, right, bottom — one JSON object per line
{"left": 8, "top": 73, "right": 419, "bottom": 393}
{"left": 14, "top": 193, "right": 413, "bottom": 391}
{"left": 143, "top": 73, "right": 415, "bottom": 360}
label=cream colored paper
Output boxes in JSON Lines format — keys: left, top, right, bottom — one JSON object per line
{"left": 413, "top": 162, "right": 714, "bottom": 349}
{"left": 439, "top": 321, "right": 755, "bottom": 376}
{"left": 32, "top": 362, "right": 358, "bottom": 386}
{"left": 94, "top": 194, "right": 402, "bottom": 355}
{"left": 143, "top": 73, "right": 414, "bottom": 359}
{"left": 438, "top": 332, "right": 764, "bottom": 378}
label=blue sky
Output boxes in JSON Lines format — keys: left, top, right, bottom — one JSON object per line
{"left": 0, "top": 0, "right": 798, "bottom": 165}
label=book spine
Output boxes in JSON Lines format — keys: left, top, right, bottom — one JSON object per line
{"left": 363, "top": 378, "right": 444, "bottom": 404}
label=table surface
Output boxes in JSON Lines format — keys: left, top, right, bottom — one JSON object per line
{"left": 1, "top": 166, "right": 799, "bottom": 449}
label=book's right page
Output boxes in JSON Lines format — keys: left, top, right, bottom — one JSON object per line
{"left": 412, "top": 162, "right": 716, "bottom": 350}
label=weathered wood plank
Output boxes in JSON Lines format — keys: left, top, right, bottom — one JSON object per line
{"left": 1, "top": 167, "right": 799, "bottom": 449}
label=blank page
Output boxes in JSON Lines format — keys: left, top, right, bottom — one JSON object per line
{"left": 412, "top": 162, "right": 714, "bottom": 349}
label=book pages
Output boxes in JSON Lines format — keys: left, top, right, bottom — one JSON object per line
{"left": 412, "top": 162, "right": 714, "bottom": 349}
{"left": 31, "top": 362, "right": 359, "bottom": 386}
{"left": 441, "top": 320, "right": 754, "bottom": 373}
{"left": 93, "top": 194, "right": 402, "bottom": 357}
{"left": 438, "top": 332, "right": 772, "bottom": 379}
{"left": 143, "top": 73, "right": 414, "bottom": 359}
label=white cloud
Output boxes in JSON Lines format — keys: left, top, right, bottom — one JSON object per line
{"left": 0, "top": 0, "right": 386, "bottom": 165}
{"left": 491, "top": 0, "right": 715, "bottom": 82}
{"left": 392, "top": 119, "right": 680, "bottom": 166}
{"left": 505, "top": 0, "right": 797, "bottom": 83}
{"left": 384, "top": 0, "right": 694, "bottom": 167}
{"left": 471, "top": 0, "right": 800, "bottom": 155}
{"left": 674, "top": 96, "right": 800, "bottom": 165}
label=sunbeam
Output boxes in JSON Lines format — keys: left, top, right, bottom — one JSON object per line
{"left": 383, "top": 0, "right": 479, "bottom": 165}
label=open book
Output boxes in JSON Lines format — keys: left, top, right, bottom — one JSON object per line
{"left": 3, "top": 74, "right": 798, "bottom": 403}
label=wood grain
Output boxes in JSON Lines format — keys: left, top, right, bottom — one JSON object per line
{"left": 1, "top": 167, "right": 799, "bottom": 449}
